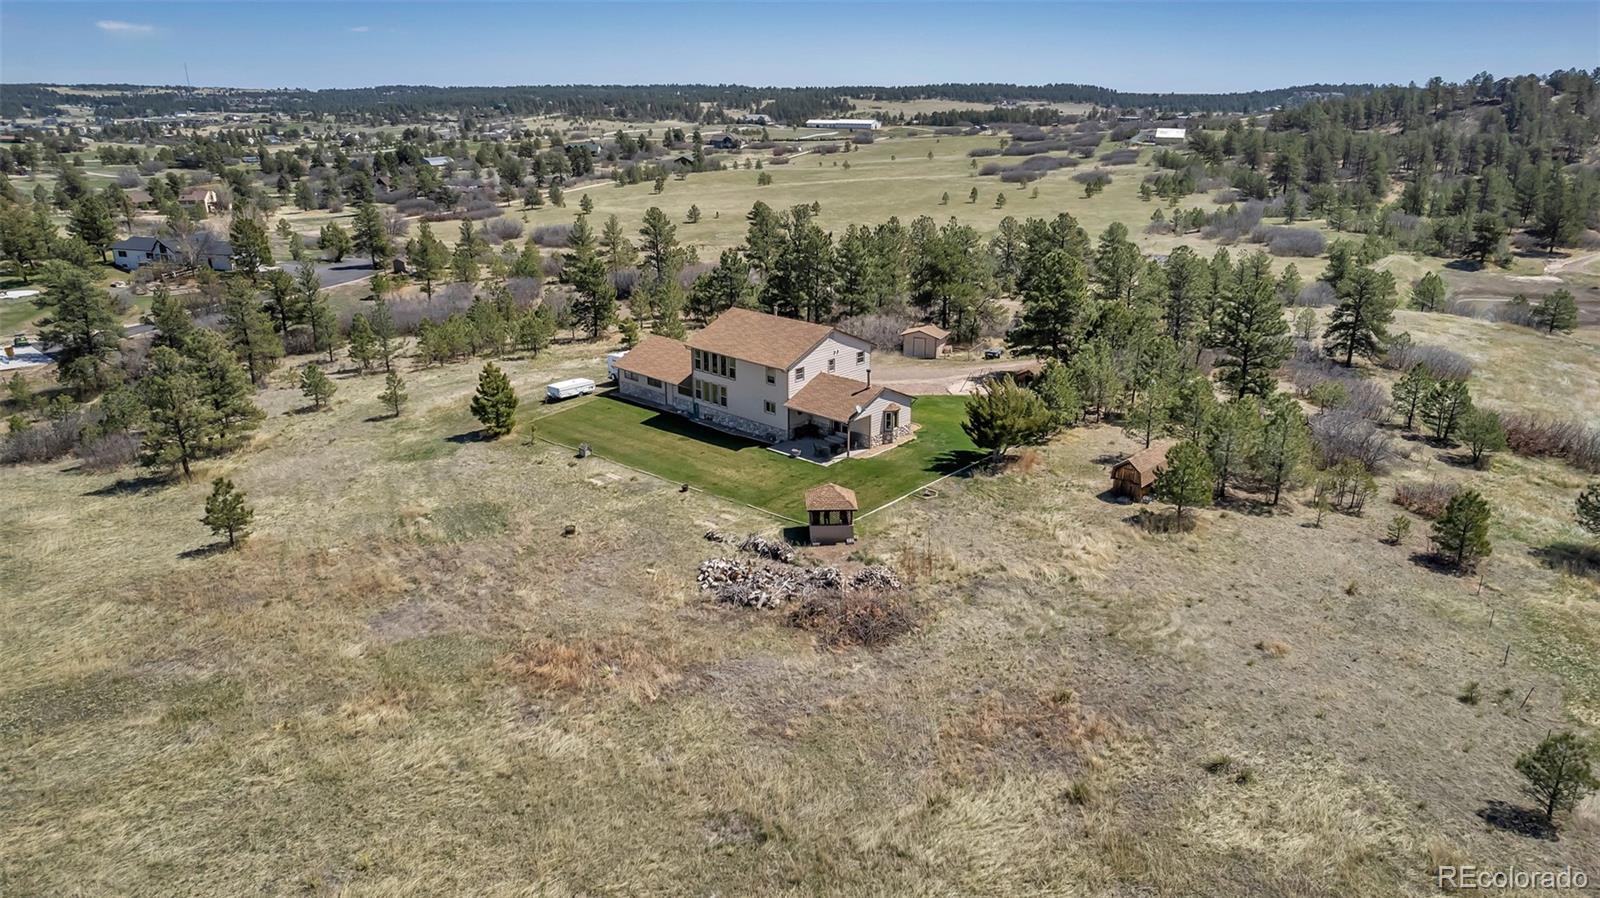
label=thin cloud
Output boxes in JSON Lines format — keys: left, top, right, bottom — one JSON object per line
{"left": 348, "top": 26, "right": 371, "bottom": 33}
{"left": 96, "top": 20, "right": 156, "bottom": 35}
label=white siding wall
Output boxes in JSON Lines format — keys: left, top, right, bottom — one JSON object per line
{"left": 693, "top": 354, "right": 788, "bottom": 437}
{"left": 784, "top": 333, "right": 873, "bottom": 401}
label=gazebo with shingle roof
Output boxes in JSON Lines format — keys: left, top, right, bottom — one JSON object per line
{"left": 804, "top": 483, "right": 859, "bottom": 545}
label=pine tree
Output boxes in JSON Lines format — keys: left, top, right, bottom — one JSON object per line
{"left": 1577, "top": 483, "right": 1600, "bottom": 538}
{"left": 1009, "top": 247, "right": 1092, "bottom": 362}
{"left": 347, "top": 314, "right": 378, "bottom": 372}
{"left": 369, "top": 299, "right": 398, "bottom": 373}
{"left": 261, "top": 269, "right": 300, "bottom": 336}
{"left": 1322, "top": 265, "right": 1398, "bottom": 366}
{"left": 320, "top": 222, "right": 353, "bottom": 262}
{"left": 139, "top": 345, "right": 215, "bottom": 480}
{"left": 201, "top": 477, "right": 253, "bottom": 548}
{"left": 562, "top": 216, "right": 616, "bottom": 339}
{"left": 1410, "top": 272, "right": 1447, "bottom": 312}
{"left": 961, "top": 378, "right": 1052, "bottom": 462}
{"left": 379, "top": 371, "right": 408, "bottom": 418}
{"left": 299, "top": 363, "right": 336, "bottom": 410}
{"left": 221, "top": 281, "right": 283, "bottom": 386}
{"left": 409, "top": 221, "right": 449, "bottom": 296}
{"left": 600, "top": 214, "right": 637, "bottom": 272}
{"left": 1213, "top": 251, "right": 1292, "bottom": 398}
{"left": 1154, "top": 441, "right": 1213, "bottom": 525}
{"left": 39, "top": 263, "right": 121, "bottom": 397}
{"left": 1516, "top": 733, "right": 1598, "bottom": 826}
{"left": 1432, "top": 490, "right": 1492, "bottom": 572}
{"left": 148, "top": 285, "right": 195, "bottom": 350}
{"left": 297, "top": 265, "right": 341, "bottom": 363}
{"left": 1391, "top": 364, "right": 1436, "bottom": 430}
{"left": 1422, "top": 378, "right": 1472, "bottom": 443}
{"left": 470, "top": 362, "right": 518, "bottom": 438}
{"left": 1459, "top": 408, "right": 1506, "bottom": 467}
{"left": 67, "top": 195, "right": 118, "bottom": 259}
{"left": 1532, "top": 289, "right": 1578, "bottom": 334}
{"left": 351, "top": 201, "right": 391, "bottom": 269}
{"left": 638, "top": 206, "right": 684, "bottom": 283}
{"left": 1205, "top": 397, "right": 1262, "bottom": 500}
{"left": 185, "top": 328, "right": 264, "bottom": 449}
{"left": 228, "top": 216, "right": 275, "bottom": 281}
{"left": 1252, "top": 393, "right": 1311, "bottom": 505}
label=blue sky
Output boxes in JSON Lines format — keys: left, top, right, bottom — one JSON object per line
{"left": 1, "top": 2, "right": 1595, "bottom": 92}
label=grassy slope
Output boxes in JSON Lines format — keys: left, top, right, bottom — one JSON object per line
{"left": 536, "top": 392, "right": 980, "bottom": 518}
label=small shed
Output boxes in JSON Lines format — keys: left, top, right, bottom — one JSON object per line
{"left": 900, "top": 323, "right": 951, "bottom": 359}
{"left": 804, "top": 483, "right": 858, "bottom": 545}
{"left": 1110, "top": 443, "right": 1171, "bottom": 501}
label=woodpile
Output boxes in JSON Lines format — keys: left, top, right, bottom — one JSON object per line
{"left": 696, "top": 559, "right": 901, "bottom": 610}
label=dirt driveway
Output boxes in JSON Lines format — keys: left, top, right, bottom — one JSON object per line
{"left": 868, "top": 356, "right": 1038, "bottom": 396}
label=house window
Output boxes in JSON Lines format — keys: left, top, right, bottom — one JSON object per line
{"left": 766, "top": 368, "right": 776, "bottom": 385}
{"left": 693, "top": 349, "right": 736, "bottom": 379}
{"left": 116, "top": 250, "right": 127, "bottom": 257}
{"left": 676, "top": 381, "right": 692, "bottom": 396}
{"left": 883, "top": 409, "right": 899, "bottom": 432}
{"left": 694, "top": 379, "right": 727, "bottom": 407}
{"left": 646, "top": 376, "right": 662, "bottom": 388}
{"left": 856, "top": 350, "right": 866, "bottom": 364}
{"left": 794, "top": 367, "right": 805, "bottom": 382}
{"left": 763, "top": 400, "right": 776, "bottom": 415}
{"left": 827, "top": 358, "right": 836, "bottom": 372}
{"left": 624, "top": 371, "right": 638, "bottom": 381}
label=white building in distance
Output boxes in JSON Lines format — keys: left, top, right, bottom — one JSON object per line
{"left": 804, "top": 118, "right": 881, "bottom": 131}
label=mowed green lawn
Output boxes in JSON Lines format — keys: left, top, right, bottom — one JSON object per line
{"left": 536, "top": 392, "right": 981, "bottom": 519}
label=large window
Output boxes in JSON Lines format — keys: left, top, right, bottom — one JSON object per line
{"left": 694, "top": 379, "right": 728, "bottom": 407}
{"left": 763, "top": 400, "right": 776, "bottom": 415}
{"left": 794, "top": 367, "right": 805, "bottom": 382}
{"left": 692, "top": 349, "right": 737, "bottom": 379}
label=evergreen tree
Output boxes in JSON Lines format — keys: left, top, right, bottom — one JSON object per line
{"left": 148, "top": 285, "right": 195, "bottom": 351}
{"left": 351, "top": 201, "right": 391, "bottom": 269}
{"left": 320, "top": 222, "right": 353, "bottom": 262}
{"left": 600, "top": 214, "right": 637, "bottom": 272}
{"left": 1531, "top": 289, "right": 1578, "bottom": 334}
{"left": 228, "top": 216, "right": 274, "bottom": 281}
{"left": 38, "top": 263, "right": 121, "bottom": 396}
{"left": 1410, "top": 272, "right": 1447, "bottom": 312}
{"left": 261, "top": 269, "right": 300, "bottom": 336}
{"left": 297, "top": 265, "right": 341, "bottom": 364}
{"left": 1516, "top": 733, "right": 1598, "bottom": 826}
{"left": 638, "top": 206, "right": 684, "bottom": 283}
{"left": 221, "top": 281, "right": 283, "bottom": 386}
{"left": 201, "top": 477, "right": 253, "bottom": 548}
{"left": 1154, "top": 441, "right": 1213, "bottom": 524}
{"left": 369, "top": 298, "right": 398, "bottom": 373}
{"left": 139, "top": 345, "right": 214, "bottom": 480}
{"left": 1432, "top": 489, "right": 1492, "bottom": 572}
{"left": 1422, "top": 378, "right": 1472, "bottom": 442}
{"left": 347, "top": 314, "right": 378, "bottom": 372}
{"left": 185, "top": 328, "right": 262, "bottom": 448}
{"left": 1008, "top": 247, "right": 1091, "bottom": 361}
{"left": 1459, "top": 408, "right": 1506, "bottom": 467}
{"left": 562, "top": 216, "right": 616, "bottom": 339}
{"left": 1213, "top": 251, "right": 1292, "bottom": 398}
{"left": 1391, "top": 364, "right": 1436, "bottom": 430}
{"left": 67, "top": 195, "right": 118, "bottom": 260}
{"left": 1252, "top": 393, "right": 1312, "bottom": 505}
{"left": 1577, "top": 482, "right": 1600, "bottom": 538}
{"left": 470, "top": 362, "right": 518, "bottom": 438}
{"left": 961, "top": 377, "right": 1052, "bottom": 462}
{"left": 690, "top": 248, "right": 753, "bottom": 320}
{"left": 509, "top": 238, "right": 544, "bottom": 286}
{"left": 409, "top": 221, "right": 449, "bottom": 296}
{"left": 1033, "top": 360, "right": 1084, "bottom": 430}
{"left": 299, "top": 363, "right": 336, "bottom": 410}
{"left": 1205, "top": 397, "right": 1262, "bottom": 500}
{"left": 379, "top": 371, "right": 408, "bottom": 417}
{"left": 1322, "top": 265, "right": 1398, "bottom": 366}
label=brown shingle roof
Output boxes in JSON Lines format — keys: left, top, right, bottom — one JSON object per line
{"left": 179, "top": 186, "right": 214, "bottom": 201}
{"left": 1111, "top": 442, "right": 1173, "bottom": 488}
{"left": 786, "top": 373, "right": 892, "bottom": 422}
{"left": 688, "top": 308, "right": 834, "bottom": 370}
{"left": 900, "top": 323, "right": 949, "bottom": 339}
{"left": 615, "top": 334, "right": 691, "bottom": 384}
{"left": 805, "top": 483, "right": 858, "bottom": 511}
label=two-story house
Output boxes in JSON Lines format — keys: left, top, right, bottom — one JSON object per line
{"left": 614, "top": 308, "right": 914, "bottom": 456}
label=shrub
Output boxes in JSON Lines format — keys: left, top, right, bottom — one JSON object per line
{"left": 1311, "top": 410, "right": 1395, "bottom": 471}
{"left": 1251, "top": 225, "right": 1326, "bottom": 257}
{"left": 1392, "top": 481, "right": 1459, "bottom": 519}
{"left": 1501, "top": 414, "right": 1600, "bottom": 473}
{"left": 76, "top": 431, "right": 140, "bottom": 472}
{"left": 486, "top": 217, "right": 524, "bottom": 241}
{"left": 1002, "top": 140, "right": 1072, "bottom": 156}
{"left": 967, "top": 147, "right": 1002, "bottom": 158}
{"left": 1099, "top": 148, "right": 1140, "bottom": 165}
{"left": 837, "top": 312, "right": 915, "bottom": 349}
{"left": 0, "top": 412, "right": 89, "bottom": 464}
{"left": 1071, "top": 171, "right": 1111, "bottom": 187}
{"left": 1202, "top": 200, "right": 1266, "bottom": 243}
{"left": 1382, "top": 342, "right": 1472, "bottom": 380}
{"left": 531, "top": 224, "right": 573, "bottom": 247}
{"left": 1295, "top": 282, "right": 1337, "bottom": 307}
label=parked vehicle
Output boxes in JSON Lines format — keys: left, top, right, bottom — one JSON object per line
{"left": 606, "top": 351, "right": 628, "bottom": 381}
{"left": 545, "top": 378, "right": 597, "bottom": 402}
{"left": 983, "top": 347, "right": 1004, "bottom": 360}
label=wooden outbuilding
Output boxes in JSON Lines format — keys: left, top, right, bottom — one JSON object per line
{"left": 1110, "top": 443, "right": 1171, "bottom": 501}
{"left": 900, "top": 323, "right": 950, "bottom": 359}
{"left": 804, "top": 483, "right": 858, "bottom": 545}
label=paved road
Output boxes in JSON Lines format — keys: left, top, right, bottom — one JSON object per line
{"left": 276, "top": 260, "right": 378, "bottom": 288}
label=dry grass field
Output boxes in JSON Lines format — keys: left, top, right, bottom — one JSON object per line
{"left": 3, "top": 297, "right": 1599, "bottom": 895}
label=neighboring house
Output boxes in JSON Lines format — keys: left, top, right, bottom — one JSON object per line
{"left": 804, "top": 118, "right": 881, "bottom": 131}
{"left": 123, "top": 188, "right": 154, "bottom": 207}
{"left": 110, "top": 235, "right": 173, "bottom": 271}
{"left": 1110, "top": 442, "right": 1172, "bottom": 501}
{"left": 900, "top": 323, "right": 951, "bottom": 359}
{"left": 203, "top": 238, "right": 235, "bottom": 272}
{"left": 737, "top": 113, "right": 774, "bottom": 126}
{"left": 614, "top": 308, "right": 915, "bottom": 455}
{"left": 1153, "top": 127, "right": 1187, "bottom": 144}
{"left": 422, "top": 156, "right": 451, "bottom": 169}
{"left": 705, "top": 133, "right": 743, "bottom": 150}
{"left": 374, "top": 172, "right": 396, "bottom": 193}
{"left": 178, "top": 186, "right": 217, "bottom": 214}
{"left": 804, "top": 483, "right": 858, "bottom": 545}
